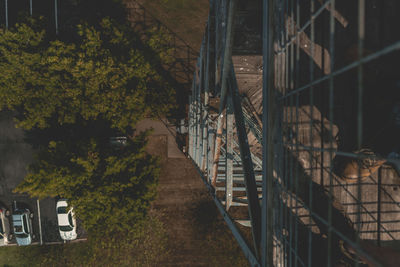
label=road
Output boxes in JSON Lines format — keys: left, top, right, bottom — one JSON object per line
{"left": 0, "top": 111, "right": 85, "bottom": 245}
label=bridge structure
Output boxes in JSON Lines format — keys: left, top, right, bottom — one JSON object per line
{"left": 188, "top": 0, "right": 400, "bottom": 266}
{"left": 2, "top": 0, "right": 400, "bottom": 266}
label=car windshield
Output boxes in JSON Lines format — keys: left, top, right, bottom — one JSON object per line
{"left": 59, "top": 225, "right": 73, "bottom": 232}
{"left": 15, "top": 233, "right": 28, "bottom": 238}
{"left": 14, "top": 225, "right": 23, "bottom": 233}
{"left": 57, "top": 206, "right": 67, "bottom": 214}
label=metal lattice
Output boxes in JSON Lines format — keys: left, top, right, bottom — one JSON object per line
{"left": 189, "top": 0, "right": 400, "bottom": 266}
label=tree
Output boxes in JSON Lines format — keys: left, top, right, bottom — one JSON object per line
{"left": 0, "top": 15, "right": 174, "bottom": 235}
{"left": 0, "top": 17, "right": 175, "bottom": 132}
{"left": 15, "top": 132, "right": 159, "bottom": 234}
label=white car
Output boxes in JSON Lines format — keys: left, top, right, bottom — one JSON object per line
{"left": 56, "top": 199, "right": 77, "bottom": 240}
{"left": 12, "top": 208, "right": 34, "bottom": 246}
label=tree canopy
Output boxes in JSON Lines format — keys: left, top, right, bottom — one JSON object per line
{"left": 1, "top": 13, "right": 174, "bottom": 235}
{"left": 0, "top": 17, "right": 174, "bottom": 132}
{"left": 15, "top": 133, "right": 159, "bottom": 233}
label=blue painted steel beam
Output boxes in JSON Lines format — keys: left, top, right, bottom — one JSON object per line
{"left": 229, "top": 66, "right": 262, "bottom": 258}
{"left": 5, "top": 0, "right": 8, "bottom": 29}
{"left": 211, "top": 0, "right": 237, "bottom": 186}
{"left": 198, "top": 45, "right": 205, "bottom": 169}
{"left": 262, "top": 0, "right": 275, "bottom": 265}
{"left": 54, "top": 0, "right": 58, "bottom": 35}
{"left": 207, "top": 128, "right": 215, "bottom": 183}
{"left": 225, "top": 93, "right": 234, "bottom": 210}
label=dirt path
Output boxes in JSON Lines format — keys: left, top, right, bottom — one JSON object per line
{"left": 140, "top": 119, "right": 248, "bottom": 266}
{"left": 155, "top": 157, "right": 209, "bottom": 266}
{"left": 140, "top": 119, "right": 210, "bottom": 266}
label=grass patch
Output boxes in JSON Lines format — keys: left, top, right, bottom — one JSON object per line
{"left": 0, "top": 214, "right": 168, "bottom": 267}
{"left": 190, "top": 196, "right": 249, "bottom": 267}
{"left": 0, "top": 242, "right": 90, "bottom": 267}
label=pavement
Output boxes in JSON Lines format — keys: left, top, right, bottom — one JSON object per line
{"left": 135, "top": 118, "right": 186, "bottom": 159}
{"left": 0, "top": 111, "right": 85, "bottom": 245}
{"left": 0, "top": 114, "right": 185, "bottom": 246}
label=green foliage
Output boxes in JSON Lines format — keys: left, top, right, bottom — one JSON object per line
{"left": 146, "top": 26, "right": 175, "bottom": 65}
{"left": 0, "top": 18, "right": 175, "bottom": 131}
{"left": 15, "top": 133, "right": 159, "bottom": 234}
{"left": 88, "top": 213, "right": 170, "bottom": 267}
{"left": 0, "top": 2, "right": 176, "bottom": 263}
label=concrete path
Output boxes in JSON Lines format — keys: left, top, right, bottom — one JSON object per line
{"left": 135, "top": 118, "right": 185, "bottom": 158}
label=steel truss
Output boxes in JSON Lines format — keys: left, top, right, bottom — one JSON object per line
{"left": 189, "top": 0, "right": 400, "bottom": 266}
{"left": 189, "top": 0, "right": 264, "bottom": 265}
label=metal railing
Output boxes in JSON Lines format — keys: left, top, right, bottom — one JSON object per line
{"left": 189, "top": 0, "right": 263, "bottom": 265}
{"left": 265, "top": 0, "right": 400, "bottom": 266}
{"left": 189, "top": 0, "right": 400, "bottom": 266}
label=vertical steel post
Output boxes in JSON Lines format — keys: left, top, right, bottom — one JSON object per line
{"left": 211, "top": 0, "right": 237, "bottom": 186}
{"left": 262, "top": 0, "right": 274, "bottom": 265}
{"left": 198, "top": 45, "right": 206, "bottom": 169}
{"left": 202, "top": 15, "right": 212, "bottom": 173}
{"left": 37, "top": 199, "right": 43, "bottom": 245}
{"left": 201, "top": 111, "right": 208, "bottom": 172}
{"left": 191, "top": 76, "right": 197, "bottom": 158}
{"left": 55, "top": 0, "right": 58, "bottom": 35}
{"left": 308, "top": 1, "right": 315, "bottom": 265}
{"left": 377, "top": 167, "right": 382, "bottom": 247}
{"left": 189, "top": 94, "right": 193, "bottom": 159}
{"left": 205, "top": 15, "right": 211, "bottom": 105}
{"left": 195, "top": 65, "right": 202, "bottom": 165}
{"left": 225, "top": 94, "right": 234, "bottom": 210}
{"left": 294, "top": 1, "right": 301, "bottom": 264}
{"left": 5, "top": 0, "right": 8, "bottom": 29}
{"left": 356, "top": 0, "right": 366, "bottom": 263}
{"left": 208, "top": 128, "right": 215, "bottom": 183}
{"left": 193, "top": 70, "right": 198, "bottom": 162}
{"left": 30, "top": 0, "right": 32, "bottom": 16}
{"left": 208, "top": 0, "right": 216, "bottom": 97}
{"left": 214, "top": 0, "right": 220, "bottom": 92}
{"left": 230, "top": 67, "right": 262, "bottom": 259}
{"left": 327, "top": 1, "right": 336, "bottom": 266}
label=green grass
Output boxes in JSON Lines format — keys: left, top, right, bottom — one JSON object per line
{"left": 190, "top": 197, "right": 249, "bottom": 267}
{"left": 0, "top": 242, "right": 90, "bottom": 267}
{"left": 0, "top": 215, "right": 169, "bottom": 267}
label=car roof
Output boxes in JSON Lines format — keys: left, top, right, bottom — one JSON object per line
{"left": 58, "top": 213, "right": 70, "bottom": 226}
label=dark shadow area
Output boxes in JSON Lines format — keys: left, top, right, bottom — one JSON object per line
{"left": 2, "top": 0, "right": 194, "bottom": 126}
{"left": 189, "top": 193, "right": 250, "bottom": 267}
{"left": 23, "top": 118, "right": 118, "bottom": 149}
{"left": 274, "top": 140, "right": 400, "bottom": 266}
{"left": 275, "top": 147, "right": 359, "bottom": 266}
{"left": 281, "top": 0, "right": 400, "bottom": 158}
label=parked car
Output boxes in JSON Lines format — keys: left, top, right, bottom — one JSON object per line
{"left": 12, "top": 208, "right": 34, "bottom": 246}
{"left": 56, "top": 199, "right": 77, "bottom": 240}
{"left": 0, "top": 207, "right": 11, "bottom": 245}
